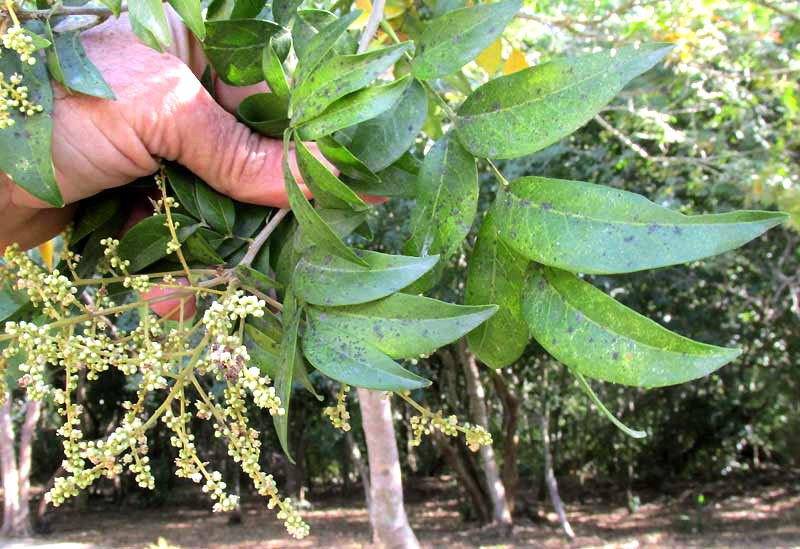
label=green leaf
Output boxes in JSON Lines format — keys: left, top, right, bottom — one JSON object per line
{"left": 290, "top": 42, "right": 414, "bottom": 125}
{"left": 456, "top": 44, "right": 672, "bottom": 158}
{"left": 168, "top": 0, "right": 205, "bottom": 40}
{"left": 0, "top": 46, "right": 61, "bottom": 207}
{"left": 71, "top": 194, "right": 123, "bottom": 243}
{"left": 293, "top": 208, "right": 369, "bottom": 254}
{"left": 182, "top": 231, "right": 224, "bottom": 265}
{"left": 97, "top": 0, "right": 122, "bottom": 16}
{"left": 0, "top": 284, "right": 31, "bottom": 324}
{"left": 465, "top": 208, "right": 530, "bottom": 369}
{"left": 293, "top": 10, "right": 358, "bottom": 60}
{"left": 244, "top": 323, "right": 280, "bottom": 377}
{"left": 294, "top": 10, "right": 362, "bottom": 87}
{"left": 206, "top": 0, "right": 266, "bottom": 20}
{"left": 303, "top": 320, "right": 431, "bottom": 391}
{"left": 521, "top": 266, "right": 742, "bottom": 388}
{"left": 128, "top": 0, "right": 171, "bottom": 49}
{"left": 308, "top": 293, "right": 496, "bottom": 359}
{"left": 411, "top": 0, "right": 522, "bottom": 80}
{"left": 408, "top": 132, "right": 477, "bottom": 257}
{"left": 237, "top": 93, "right": 289, "bottom": 138}
{"left": 263, "top": 38, "right": 290, "bottom": 104}
{"left": 283, "top": 131, "right": 368, "bottom": 266}
{"left": 348, "top": 152, "right": 419, "bottom": 198}
{"left": 334, "top": 79, "right": 427, "bottom": 173}
{"left": 195, "top": 181, "right": 236, "bottom": 235}
{"left": 275, "top": 292, "right": 300, "bottom": 460}
{"left": 495, "top": 177, "right": 790, "bottom": 274}
{"left": 20, "top": 29, "right": 50, "bottom": 50}
{"left": 165, "top": 163, "right": 202, "bottom": 220}
{"left": 118, "top": 214, "right": 198, "bottom": 272}
{"left": 236, "top": 264, "right": 281, "bottom": 293}
{"left": 316, "top": 136, "right": 379, "bottom": 182}
{"left": 272, "top": 0, "right": 304, "bottom": 25}
{"left": 233, "top": 202, "right": 269, "bottom": 238}
{"left": 295, "top": 139, "right": 368, "bottom": 211}
{"left": 203, "top": 20, "right": 288, "bottom": 86}
{"left": 427, "top": 0, "right": 466, "bottom": 18}
{"left": 573, "top": 370, "right": 646, "bottom": 438}
{"left": 293, "top": 247, "right": 439, "bottom": 306}
{"left": 73, "top": 211, "right": 128, "bottom": 279}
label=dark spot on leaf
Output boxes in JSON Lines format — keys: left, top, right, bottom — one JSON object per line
{"left": 673, "top": 226, "right": 682, "bottom": 235}
{"left": 612, "top": 352, "right": 619, "bottom": 360}
{"left": 575, "top": 312, "right": 584, "bottom": 323}
{"left": 567, "top": 325, "right": 574, "bottom": 333}
{"left": 624, "top": 235, "right": 634, "bottom": 243}
{"left": 541, "top": 202, "right": 553, "bottom": 211}
{"left": 647, "top": 224, "right": 660, "bottom": 234}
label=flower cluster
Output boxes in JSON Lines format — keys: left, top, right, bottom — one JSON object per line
{"left": 0, "top": 71, "right": 42, "bottom": 128}
{"left": 323, "top": 384, "right": 351, "bottom": 431}
{"left": 410, "top": 411, "right": 459, "bottom": 447}
{"left": 4, "top": 244, "right": 78, "bottom": 315}
{"left": 202, "top": 291, "right": 266, "bottom": 341}
{"left": 464, "top": 424, "right": 493, "bottom": 452}
{"left": 2, "top": 25, "right": 36, "bottom": 65}
{"left": 100, "top": 238, "right": 131, "bottom": 274}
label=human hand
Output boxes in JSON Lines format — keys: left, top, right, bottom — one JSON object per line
{"left": 0, "top": 10, "right": 324, "bottom": 253}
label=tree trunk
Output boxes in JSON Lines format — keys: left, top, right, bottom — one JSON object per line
{"left": 490, "top": 370, "right": 520, "bottom": 514}
{"left": 343, "top": 430, "right": 371, "bottom": 510}
{"left": 540, "top": 405, "right": 574, "bottom": 539}
{"left": 429, "top": 430, "right": 491, "bottom": 523}
{"left": 1, "top": 394, "right": 40, "bottom": 538}
{"left": 458, "top": 343, "right": 512, "bottom": 528}
{"left": 358, "top": 389, "right": 419, "bottom": 549}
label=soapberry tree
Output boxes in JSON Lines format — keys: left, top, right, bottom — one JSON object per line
{"left": 0, "top": 0, "right": 789, "bottom": 540}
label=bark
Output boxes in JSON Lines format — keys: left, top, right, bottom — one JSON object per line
{"left": 540, "top": 406, "right": 574, "bottom": 539}
{"left": 458, "top": 343, "right": 512, "bottom": 528}
{"left": 429, "top": 430, "right": 491, "bottom": 523}
{"left": 1, "top": 394, "right": 40, "bottom": 538}
{"left": 343, "top": 429, "right": 371, "bottom": 510}
{"left": 358, "top": 389, "right": 419, "bottom": 549}
{"left": 490, "top": 370, "right": 520, "bottom": 514}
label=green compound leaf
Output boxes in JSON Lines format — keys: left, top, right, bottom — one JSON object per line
{"left": 275, "top": 291, "right": 300, "bottom": 461}
{"left": 495, "top": 177, "right": 790, "bottom": 274}
{"left": 573, "top": 369, "right": 646, "bottom": 438}
{"left": 195, "top": 180, "right": 236, "bottom": 235}
{"left": 118, "top": 213, "right": 198, "bottom": 272}
{"left": 296, "top": 75, "right": 412, "bottom": 140}
{"left": 456, "top": 44, "right": 673, "bottom": 159}
{"left": 262, "top": 38, "right": 290, "bottom": 104}
{"left": 237, "top": 93, "right": 289, "bottom": 138}
{"left": 335, "top": 79, "right": 428, "bottom": 173}
{"left": 168, "top": 0, "right": 205, "bottom": 40}
{"left": 289, "top": 42, "right": 413, "bottom": 125}
{"left": 521, "top": 266, "right": 742, "bottom": 388}
{"left": 411, "top": 0, "right": 522, "bottom": 80}
{"left": 408, "top": 132, "right": 477, "bottom": 257}
{"left": 465, "top": 207, "right": 530, "bottom": 369}
{"left": 49, "top": 31, "right": 115, "bottom": 99}
{"left": 0, "top": 48, "right": 61, "bottom": 207}
{"left": 307, "top": 293, "right": 496, "bottom": 359}
{"left": 302, "top": 319, "right": 432, "bottom": 391}
{"left": 295, "top": 139, "right": 367, "bottom": 211}
{"left": 294, "top": 10, "right": 363, "bottom": 87}
{"left": 283, "top": 131, "right": 367, "bottom": 266}
{"left": 293, "top": 247, "right": 439, "bottom": 306}
{"left": 128, "top": 0, "right": 171, "bottom": 50}
{"left": 203, "top": 20, "right": 289, "bottom": 86}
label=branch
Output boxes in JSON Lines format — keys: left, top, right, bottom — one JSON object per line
{"left": 750, "top": 0, "right": 800, "bottom": 23}
{"left": 357, "top": 0, "right": 385, "bottom": 54}
{"left": 240, "top": 208, "right": 290, "bottom": 267}
{"left": 15, "top": 4, "right": 124, "bottom": 20}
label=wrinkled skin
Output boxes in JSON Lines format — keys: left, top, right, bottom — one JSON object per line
{"left": 0, "top": 11, "right": 320, "bottom": 253}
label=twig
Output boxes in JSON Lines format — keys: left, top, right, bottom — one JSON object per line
{"left": 240, "top": 208, "right": 290, "bottom": 267}
{"left": 15, "top": 4, "right": 123, "bottom": 20}
{"left": 749, "top": 0, "right": 800, "bottom": 24}
{"left": 357, "top": 0, "right": 386, "bottom": 54}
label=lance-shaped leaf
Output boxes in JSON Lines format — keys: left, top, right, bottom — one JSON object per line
{"left": 195, "top": 180, "right": 236, "bottom": 235}
{"left": 294, "top": 10, "right": 363, "bottom": 87}
{"left": 348, "top": 152, "right": 420, "bottom": 198}
{"left": 411, "top": 0, "right": 522, "bottom": 80}
{"left": 128, "top": 0, "right": 171, "bottom": 49}
{"left": 573, "top": 370, "right": 646, "bottom": 438}
{"left": 165, "top": 164, "right": 201, "bottom": 220}
{"left": 48, "top": 31, "right": 115, "bottom": 99}
{"left": 408, "top": 132, "right": 477, "bottom": 257}
{"left": 465, "top": 208, "right": 530, "bottom": 369}
{"left": 456, "top": 44, "right": 672, "bottom": 158}
{"left": 182, "top": 231, "right": 224, "bottom": 265}
{"left": 244, "top": 323, "right": 280, "bottom": 377}
{"left": 308, "top": 293, "right": 496, "bottom": 359}
{"left": 293, "top": 208, "right": 369, "bottom": 254}
{"left": 262, "top": 38, "right": 290, "bottom": 104}
{"left": 0, "top": 47, "right": 61, "bottom": 206}
{"left": 233, "top": 202, "right": 268, "bottom": 238}
{"left": 296, "top": 76, "right": 412, "bottom": 140}
{"left": 289, "top": 42, "right": 413, "bottom": 125}
{"left": 295, "top": 139, "right": 368, "bottom": 211}
{"left": 0, "top": 284, "right": 31, "bottom": 324}
{"left": 273, "top": 0, "right": 303, "bottom": 25}
{"left": 283, "top": 132, "right": 367, "bottom": 266}
{"left": 236, "top": 264, "right": 281, "bottom": 293}
{"left": 118, "top": 214, "right": 198, "bottom": 272}
{"left": 334, "top": 79, "right": 428, "bottom": 173}
{"left": 316, "top": 136, "right": 379, "bottom": 182}
{"left": 495, "top": 177, "right": 789, "bottom": 274}
{"left": 275, "top": 292, "right": 300, "bottom": 460}
{"left": 237, "top": 93, "right": 289, "bottom": 138}
{"left": 71, "top": 194, "right": 124, "bottom": 243}
{"left": 203, "top": 20, "right": 289, "bottom": 86}
{"left": 521, "top": 266, "right": 741, "bottom": 388}
{"left": 168, "top": 0, "right": 205, "bottom": 40}
{"left": 302, "top": 320, "right": 431, "bottom": 391}
{"left": 294, "top": 247, "right": 439, "bottom": 306}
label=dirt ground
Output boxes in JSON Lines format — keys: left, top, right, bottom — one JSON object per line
{"left": 6, "top": 471, "right": 800, "bottom": 549}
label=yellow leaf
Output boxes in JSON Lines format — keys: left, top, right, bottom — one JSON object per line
{"left": 502, "top": 47, "right": 528, "bottom": 75}
{"left": 476, "top": 38, "right": 503, "bottom": 75}
{"left": 38, "top": 239, "right": 54, "bottom": 271}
